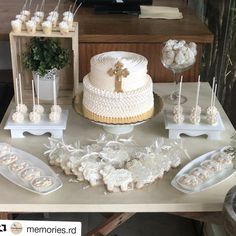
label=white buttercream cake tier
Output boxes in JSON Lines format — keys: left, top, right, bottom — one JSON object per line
{"left": 90, "top": 51, "right": 148, "bottom": 92}
{"left": 83, "top": 74, "right": 154, "bottom": 124}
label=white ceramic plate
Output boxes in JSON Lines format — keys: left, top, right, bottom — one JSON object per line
{"left": 171, "top": 146, "right": 235, "bottom": 194}
{"left": 0, "top": 143, "right": 62, "bottom": 195}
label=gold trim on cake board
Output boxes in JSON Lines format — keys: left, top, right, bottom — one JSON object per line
{"left": 72, "top": 92, "right": 163, "bottom": 125}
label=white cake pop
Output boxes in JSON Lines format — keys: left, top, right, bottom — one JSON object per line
{"left": 12, "top": 111, "right": 24, "bottom": 123}
{"left": 207, "top": 114, "right": 218, "bottom": 125}
{"left": 59, "top": 21, "right": 69, "bottom": 34}
{"left": 206, "top": 78, "right": 218, "bottom": 116}
{"left": 189, "top": 111, "right": 201, "bottom": 124}
{"left": 29, "top": 80, "right": 41, "bottom": 123}
{"left": 173, "top": 112, "right": 184, "bottom": 124}
{"left": 29, "top": 111, "right": 41, "bottom": 123}
{"left": 42, "top": 20, "right": 52, "bottom": 35}
{"left": 26, "top": 20, "right": 37, "bottom": 34}
{"left": 31, "top": 16, "right": 41, "bottom": 26}
{"left": 191, "top": 105, "right": 201, "bottom": 115}
{"left": 49, "top": 111, "right": 61, "bottom": 122}
{"left": 34, "top": 11, "right": 44, "bottom": 21}
{"left": 173, "top": 105, "right": 183, "bottom": 115}
{"left": 34, "top": 75, "right": 44, "bottom": 114}
{"left": 15, "top": 14, "right": 27, "bottom": 22}
{"left": 51, "top": 104, "right": 62, "bottom": 113}
{"left": 16, "top": 103, "right": 28, "bottom": 114}
{"left": 11, "top": 19, "right": 22, "bottom": 33}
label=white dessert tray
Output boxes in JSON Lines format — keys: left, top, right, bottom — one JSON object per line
{"left": 0, "top": 143, "right": 63, "bottom": 195}
{"left": 171, "top": 146, "right": 235, "bottom": 194}
{"left": 72, "top": 92, "right": 163, "bottom": 135}
{"left": 4, "top": 110, "right": 69, "bottom": 139}
{"left": 164, "top": 109, "right": 225, "bottom": 140}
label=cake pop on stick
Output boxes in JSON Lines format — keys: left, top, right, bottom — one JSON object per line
{"left": 190, "top": 75, "right": 201, "bottom": 124}
{"left": 29, "top": 80, "right": 41, "bottom": 123}
{"left": 73, "top": 2, "right": 82, "bottom": 16}
{"left": 49, "top": 76, "right": 61, "bottom": 122}
{"left": 207, "top": 83, "right": 218, "bottom": 125}
{"left": 12, "top": 77, "right": 24, "bottom": 123}
{"left": 16, "top": 74, "right": 28, "bottom": 114}
{"left": 35, "top": 0, "right": 45, "bottom": 21}
{"left": 33, "top": 75, "right": 44, "bottom": 114}
{"left": 206, "top": 77, "right": 218, "bottom": 115}
{"left": 173, "top": 75, "right": 184, "bottom": 115}
{"left": 173, "top": 76, "right": 184, "bottom": 124}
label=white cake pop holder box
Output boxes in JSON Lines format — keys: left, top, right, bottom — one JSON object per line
{"left": 164, "top": 109, "right": 225, "bottom": 140}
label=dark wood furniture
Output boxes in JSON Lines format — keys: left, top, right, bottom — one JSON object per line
{"left": 0, "top": 0, "right": 213, "bottom": 82}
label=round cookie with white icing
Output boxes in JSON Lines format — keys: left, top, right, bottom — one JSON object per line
{"left": 31, "top": 176, "right": 55, "bottom": 192}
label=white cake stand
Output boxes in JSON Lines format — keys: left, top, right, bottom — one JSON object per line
{"left": 72, "top": 92, "right": 163, "bottom": 135}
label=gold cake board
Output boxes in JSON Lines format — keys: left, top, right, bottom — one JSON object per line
{"left": 72, "top": 92, "right": 163, "bottom": 134}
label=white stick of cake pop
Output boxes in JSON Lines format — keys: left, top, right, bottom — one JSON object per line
{"left": 72, "top": 0, "right": 78, "bottom": 13}
{"left": 19, "top": 73, "right": 23, "bottom": 105}
{"left": 213, "top": 83, "right": 218, "bottom": 107}
{"left": 29, "top": 79, "right": 41, "bottom": 123}
{"left": 210, "top": 77, "right": 215, "bottom": 108}
{"left": 73, "top": 2, "right": 82, "bottom": 16}
{"left": 32, "top": 80, "right": 35, "bottom": 106}
{"left": 15, "top": 77, "right": 19, "bottom": 107}
{"left": 35, "top": 4, "right": 39, "bottom": 13}
{"left": 53, "top": 76, "right": 57, "bottom": 106}
{"left": 195, "top": 75, "right": 201, "bottom": 111}
{"left": 178, "top": 76, "right": 183, "bottom": 113}
{"left": 37, "top": 75, "right": 40, "bottom": 105}
{"left": 55, "top": 0, "right": 61, "bottom": 11}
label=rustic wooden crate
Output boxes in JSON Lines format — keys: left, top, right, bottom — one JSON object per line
{"left": 9, "top": 22, "right": 79, "bottom": 104}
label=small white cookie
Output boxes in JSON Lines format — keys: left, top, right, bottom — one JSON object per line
{"left": 100, "top": 165, "right": 133, "bottom": 192}
{"left": 0, "top": 143, "right": 11, "bottom": 157}
{"left": 20, "top": 167, "right": 42, "bottom": 182}
{"left": 0, "top": 154, "right": 18, "bottom": 166}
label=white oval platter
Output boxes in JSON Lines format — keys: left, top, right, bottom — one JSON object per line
{"left": 171, "top": 146, "right": 235, "bottom": 194}
{"left": 0, "top": 143, "right": 62, "bottom": 195}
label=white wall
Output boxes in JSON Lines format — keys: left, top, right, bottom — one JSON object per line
{"left": 0, "top": 41, "right": 12, "bottom": 70}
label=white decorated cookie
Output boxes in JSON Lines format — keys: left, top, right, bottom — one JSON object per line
{"left": 0, "top": 144, "right": 11, "bottom": 157}
{"left": 200, "top": 160, "right": 222, "bottom": 173}
{"left": 100, "top": 149, "right": 130, "bottom": 168}
{"left": 79, "top": 161, "right": 104, "bottom": 186}
{"left": 100, "top": 165, "right": 133, "bottom": 192}
{"left": 0, "top": 154, "right": 18, "bottom": 166}
{"left": 20, "top": 167, "right": 42, "bottom": 182}
{"left": 177, "top": 174, "right": 200, "bottom": 190}
{"left": 31, "top": 176, "right": 55, "bottom": 192}
{"left": 8, "top": 160, "right": 30, "bottom": 173}
{"left": 126, "top": 159, "right": 154, "bottom": 189}
{"left": 12, "top": 111, "right": 24, "bottom": 123}
{"left": 211, "top": 152, "right": 233, "bottom": 168}
{"left": 189, "top": 167, "right": 209, "bottom": 181}
{"left": 29, "top": 111, "right": 41, "bottom": 123}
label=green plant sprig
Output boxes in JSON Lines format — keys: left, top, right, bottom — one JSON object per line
{"left": 23, "top": 37, "right": 70, "bottom": 76}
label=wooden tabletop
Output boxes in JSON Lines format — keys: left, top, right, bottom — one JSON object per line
{"left": 0, "top": 83, "right": 235, "bottom": 213}
{"left": 0, "top": 0, "right": 213, "bottom": 43}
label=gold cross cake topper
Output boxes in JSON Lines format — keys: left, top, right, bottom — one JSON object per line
{"left": 107, "top": 61, "right": 130, "bottom": 93}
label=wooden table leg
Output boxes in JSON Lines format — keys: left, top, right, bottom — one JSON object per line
{"left": 85, "top": 213, "right": 136, "bottom": 236}
{"left": 0, "top": 213, "right": 12, "bottom": 220}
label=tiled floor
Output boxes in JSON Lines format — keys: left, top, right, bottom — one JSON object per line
{"left": 16, "top": 213, "right": 201, "bottom": 236}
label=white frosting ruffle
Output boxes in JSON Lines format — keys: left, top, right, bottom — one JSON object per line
{"left": 83, "top": 74, "right": 154, "bottom": 118}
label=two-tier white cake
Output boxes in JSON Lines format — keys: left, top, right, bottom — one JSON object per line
{"left": 82, "top": 51, "right": 154, "bottom": 124}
